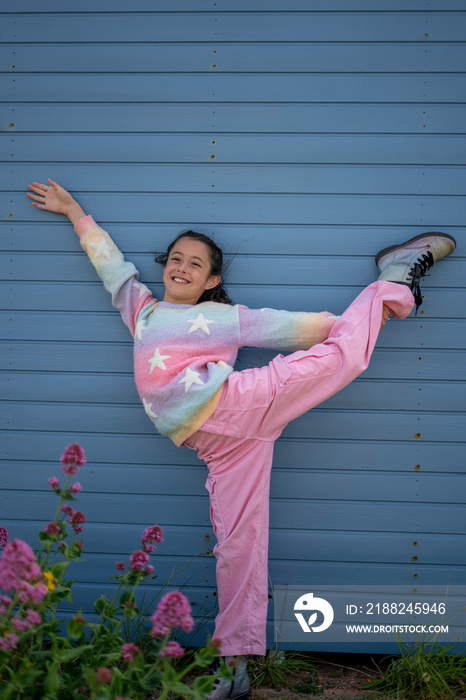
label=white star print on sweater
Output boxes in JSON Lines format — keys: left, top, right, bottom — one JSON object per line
{"left": 74, "top": 216, "right": 336, "bottom": 446}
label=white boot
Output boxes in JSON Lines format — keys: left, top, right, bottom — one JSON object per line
{"left": 207, "top": 655, "right": 250, "bottom": 700}
{"left": 376, "top": 232, "right": 456, "bottom": 313}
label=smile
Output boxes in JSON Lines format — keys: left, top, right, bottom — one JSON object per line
{"left": 172, "top": 277, "right": 189, "bottom": 284}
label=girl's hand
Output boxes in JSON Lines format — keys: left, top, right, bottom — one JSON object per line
{"left": 27, "top": 179, "right": 86, "bottom": 224}
{"left": 380, "top": 304, "right": 391, "bottom": 330}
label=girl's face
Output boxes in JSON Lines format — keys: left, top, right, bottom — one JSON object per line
{"left": 162, "top": 237, "right": 221, "bottom": 305}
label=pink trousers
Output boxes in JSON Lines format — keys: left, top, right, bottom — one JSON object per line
{"left": 183, "top": 281, "right": 414, "bottom": 656}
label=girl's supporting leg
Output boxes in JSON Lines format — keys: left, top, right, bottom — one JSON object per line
{"left": 184, "top": 430, "right": 275, "bottom": 656}
{"left": 184, "top": 280, "right": 414, "bottom": 655}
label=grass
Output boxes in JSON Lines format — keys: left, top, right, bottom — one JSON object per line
{"left": 247, "top": 649, "right": 322, "bottom": 694}
{"left": 362, "top": 640, "right": 466, "bottom": 699}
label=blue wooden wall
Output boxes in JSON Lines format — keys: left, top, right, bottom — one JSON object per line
{"left": 1, "top": 1, "right": 465, "bottom": 652}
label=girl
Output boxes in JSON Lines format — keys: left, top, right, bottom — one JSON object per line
{"left": 27, "top": 179, "right": 455, "bottom": 700}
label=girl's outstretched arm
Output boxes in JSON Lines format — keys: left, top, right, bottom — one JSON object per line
{"left": 27, "top": 179, "right": 86, "bottom": 225}
{"left": 28, "top": 178, "right": 154, "bottom": 338}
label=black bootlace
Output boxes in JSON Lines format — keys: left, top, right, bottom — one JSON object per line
{"left": 409, "top": 251, "right": 434, "bottom": 315}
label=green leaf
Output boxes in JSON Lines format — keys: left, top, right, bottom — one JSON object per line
{"left": 45, "top": 660, "right": 60, "bottom": 694}
{"left": 140, "top": 668, "right": 163, "bottom": 690}
{"left": 11, "top": 667, "right": 43, "bottom": 688}
{"left": 171, "top": 682, "right": 195, "bottom": 696}
{"left": 64, "top": 588, "right": 74, "bottom": 606}
{"left": 97, "top": 652, "right": 122, "bottom": 666}
{"left": 61, "top": 491, "right": 78, "bottom": 502}
{"left": 193, "top": 648, "right": 217, "bottom": 669}
{"left": 67, "top": 617, "right": 86, "bottom": 638}
{"left": 61, "top": 643, "right": 91, "bottom": 662}
{"left": 38, "top": 531, "right": 50, "bottom": 541}
{"left": 48, "top": 560, "right": 70, "bottom": 576}
{"left": 193, "top": 675, "right": 217, "bottom": 694}
{"left": 94, "top": 594, "right": 110, "bottom": 615}
{"left": 161, "top": 663, "right": 177, "bottom": 686}
{"left": 118, "top": 590, "right": 135, "bottom": 607}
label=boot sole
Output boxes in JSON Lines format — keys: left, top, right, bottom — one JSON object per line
{"left": 375, "top": 231, "right": 456, "bottom": 266}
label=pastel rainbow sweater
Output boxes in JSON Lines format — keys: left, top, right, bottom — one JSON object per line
{"left": 75, "top": 216, "right": 336, "bottom": 446}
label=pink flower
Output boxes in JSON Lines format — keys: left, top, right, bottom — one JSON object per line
{"left": 150, "top": 591, "right": 194, "bottom": 636}
{"left": 141, "top": 524, "right": 163, "bottom": 553}
{"left": 121, "top": 642, "right": 139, "bottom": 661}
{"left": 12, "top": 617, "right": 32, "bottom": 632}
{"left": 0, "top": 632, "right": 19, "bottom": 651}
{"left": 124, "top": 601, "right": 135, "bottom": 609}
{"left": 0, "top": 526, "right": 9, "bottom": 547}
{"left": 142, "top": 543, "right": 156, "bottom": 554}
{"left": 61, "top": 443, "right": 86, "bottom": 476}
{"left": 0, "top": 594, "right": 12, "bottom": 614}
{"left": 69, "top": 510, "right": 86, "bottom": 534}
{"left": 115, "top": 562, "right": 125, "bottom": 572}
{"left": 44, "top": 522, "right": 61, "bottom": 536}
{"left": 129, "top": 550, "right": 149, "bottom": 572}
{"left": 70, "top": 482, "right": 82, "bottom": 494}
{"left": 159, "top": 640, "right": 185, "bottom": 658}
{"left": 48, "top": 477, "right": 60, "bottom": 490}
{"left": 61, "top": 505, "right": 73, "bottom": 516}
{"left": 96, "top": 667, "right": 112, "bottom": 684}
{"left": 17, "top": 581, "right": 48, "bottom": 605}
{"left": 25, "top": 608, "right": 42, "bottom": 626}
{"left": 0, "top": 540, "right": 42, "bottom": 592}
{"left": 11, "top": 608, "right": 42, "bottom": 632}
{"left": 145, "top": 565, "right": 154, "bottom": 575}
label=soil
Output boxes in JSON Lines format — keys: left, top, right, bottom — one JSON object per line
{"left": 248, "top": 652, "right": 393, "bottom": 700}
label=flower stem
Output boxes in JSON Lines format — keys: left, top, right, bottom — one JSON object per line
{"left": 53, "top": 473, "right": 71, "bottom": 523}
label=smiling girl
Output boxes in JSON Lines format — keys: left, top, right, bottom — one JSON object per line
{"left": 27, "top": 178, "right": 455, "bottom": 700}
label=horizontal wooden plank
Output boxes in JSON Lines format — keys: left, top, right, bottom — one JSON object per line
{"left": 2, "top": 458, "right": 465, "bottom": 504}
{"left": 3, "top": 42, "right": 466, "bottom": 73}
{"left": 2, "top": 342, "right": 465, "bottom": 383}
{"left": 4, "top": 74, "right": 466, "bottom": 103}
{"left": 2, "top": 283, "right": 464, "bottom": 319}
{"left": 2, "top": 371, "right": 465, "bottom": 413}
{"left": 57, "top": 585, "right": 218, "bottom": 625}
{"left": 2, "top": 252, "right": 461, "bottom": 288}
{"left": 6, "top": 521, "right": 214, "bottom": 558}
{"left": 7, "top": 164, "right": 466, "bottom": 195}
{"left": 0, "top": 577, "right": 215, "bottom": 631}
{"left": 282, "top": 408, "right": 466, "bottom": 443}
{"left": 3, "top": 12, "right": 465, "bottom": 42}
{"left": 64, "top": 553, "right": 214, "bottom": 587}
{"left": 6, "top": 134, "right": 466, "bottom": 165}
{"left": 2, "top": 490, "right": 465, "bottom": 533}
{"left": 6, "top": 518, "right": 465, "bottom": 565}
{"left": 0, "top": 539, "right": 453, "bottom": 599}
{"left": 4, "top": 103, "right": 465, "bottom": 133}
{"left": 6, "top": 1, "right": 466, "bottom": 12}
{"left": 4, "top": 222, "right": 462, "bottom": 257}
{"left": 3, "top": 400, "right": 465, "bottom": 442}
{"left": 3, "top": 431, "right": 464, "bottom": 471}
{"left": 8, "top": 191, "right": 466, "bottom": 227}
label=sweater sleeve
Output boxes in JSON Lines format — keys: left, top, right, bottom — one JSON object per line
{"left": 238, "top": 304, "right": 337, "bottom": 352}
{"left": 74, "top": 215, "right": 155, "bottom": 337}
